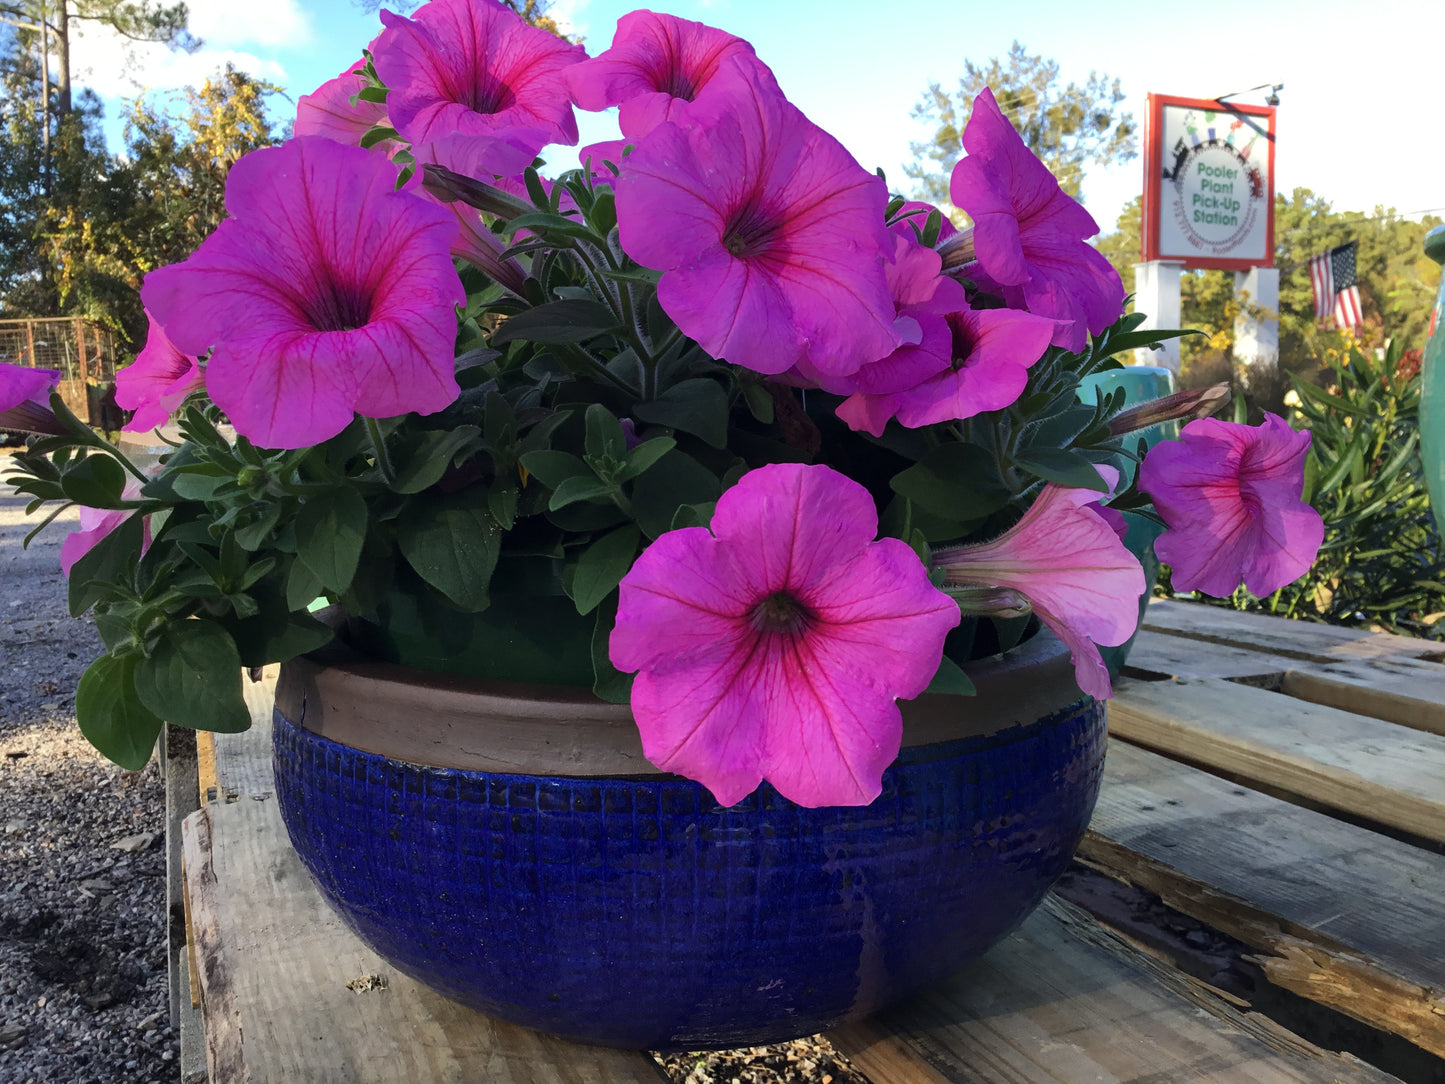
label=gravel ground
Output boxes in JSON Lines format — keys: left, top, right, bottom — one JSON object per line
{"left": 0, "top": 449, "right": 866, "bottom": 1084}
{"left": 0, "top": 453, "right": 178, "bottom": 1083}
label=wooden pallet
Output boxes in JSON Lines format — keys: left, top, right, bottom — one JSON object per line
{"left": 174, "top": 602, "right": 1445, "bottom": 1083}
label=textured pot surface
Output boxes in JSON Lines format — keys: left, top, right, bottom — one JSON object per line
{"left": 272, "top": 631, "right": 1106, "bottom": 1050}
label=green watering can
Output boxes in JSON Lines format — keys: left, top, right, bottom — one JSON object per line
{"left": 1076, "top": 365, "right": 1179, "bottom": 680}
{"left": 1422, "top": 225, "right": 1445, "bottom": 537}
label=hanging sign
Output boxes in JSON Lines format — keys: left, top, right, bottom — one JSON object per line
{"left": 1142, "top": 94, "right": 1276, "bottom": 270}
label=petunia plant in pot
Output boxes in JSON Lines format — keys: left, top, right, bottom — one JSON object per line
{"left": 0, "top": 0, "right": 1327, "bottom": 1051}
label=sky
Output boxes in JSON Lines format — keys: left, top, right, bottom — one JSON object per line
{"left": 74, "top": 0, "right": 1445, "bottom": 238}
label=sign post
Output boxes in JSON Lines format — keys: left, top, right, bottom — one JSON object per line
{"left": 1139, "top": 94, "right": 1277, "bottom": 382}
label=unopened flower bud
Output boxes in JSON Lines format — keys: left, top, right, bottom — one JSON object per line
{"left": 1108, "top": 381, "right": 1230, "bottom": 437}
{"left": 421, "top": 164, "right": 535, "bottom": 221}
{"left": 938, "top": 583, "right": 1032, "bottom": 619}
{"left": 935, "top": 225, "right": 977, "bottom": 269}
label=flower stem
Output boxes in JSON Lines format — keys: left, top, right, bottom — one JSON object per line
{"left": 365, "top": 417, "right": 396, "bottom": 486}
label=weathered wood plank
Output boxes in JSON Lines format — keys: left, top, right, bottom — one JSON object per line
{"left": 1282, "top": 657, "right": 1445, "bottom": 738}
{"left": 186, "top": 787, "right": 669, "bottom": 1083}
{"left": 1107, "top": 678, "right": 1445, "bottom": 846}
{"left": 1123, "top": 630, "right": 1293, "bottom": 683}
{"left": 1140, "top": 600, "right": 1445, "bottom": 664}
{"left": 828, "top": 895, "right": 1401, "bottom": 1083}
{"left": 1083, "top": 741, "right": 1445, "bottom": 1057}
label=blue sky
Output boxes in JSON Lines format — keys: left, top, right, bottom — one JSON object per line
{"left": 77, "top": 0, "right": 1445, "bottom": 237}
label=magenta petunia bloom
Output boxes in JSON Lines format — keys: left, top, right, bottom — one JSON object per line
{"left": 610, "top": 462, "right": 960, "bottom": 808}
{"left": 295, "top": 59, "right": 389, "bottom": 146}
{"left": 373, "top": 0, "right": 584, "bottom": 164}
{"left": 0, "top": 365, "right": 59, "bottom": 412}
{"left": 839, "top": 300, "right": 1055, "bottom": 435}
{"left": 567, "top": 10, "right": 772, "bottom": 142}
{"left": 949, "top": 89, "right": 1124, "bottom": 353}
{"left": 932, "top": 466, "right": 1144, "bottom": 699}
{"left": 140, "top": 137, "right": 464, "bottom": 449}
{"left": 1139, "top": 413, "right": 1324, "bottom": 598}
{"left": 61, "top": 480, "right": 150, "bottom": 578}
{"left": 615, "top": 60, "right": 900, "bottom": 378}
{"left": 115, "top": 314, "right": 203, "bottom": 434}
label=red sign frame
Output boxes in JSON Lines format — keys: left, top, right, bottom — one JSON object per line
{"left": 1142, "top": 93, "right": 1276, "bottom": 271}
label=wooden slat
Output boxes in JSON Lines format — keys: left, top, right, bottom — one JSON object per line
{"left": 1141, "top": 600, "right": 1445, "bottom": 664}
{"left": 1083, "top": 741, "right": 1445, "bottom": 1056}
{"left": 1282, "top": 657, "right": 1445, "bottom": 738}
{"left": 1108, "top": 678, "right": 1445, "bottom": 846}
{"left": 184, "top": 788, "right": 669, "bottom": 1083}
{"left": 1124, "top": 629, "right": 1294, "bottom": 683}
{"left": 828, "top": 895, "right": 1401, "bottom": 1083}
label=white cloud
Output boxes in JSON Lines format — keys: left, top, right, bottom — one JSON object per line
{"left": 69, "top": 21, "right": 290, "bottom": 102}
{"left": 184, "top": 0, "right": 315, "bottom": 50}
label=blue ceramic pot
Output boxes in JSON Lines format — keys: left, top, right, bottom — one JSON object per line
{"left": 272, "top": 630, "right": 1104, "bottom": 1050}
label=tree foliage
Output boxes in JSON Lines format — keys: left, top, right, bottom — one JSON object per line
{"left": 1095, "top": 189, "right": 1443, "bottom": 399}
{"left": 351, "top": 0, "right": 575, "bottom": 40}
{"left": 0, "top": 3, "right": 279, "bottom": 346}
{"left": 906, "top": 41, "right": 1137, "bottom": 207}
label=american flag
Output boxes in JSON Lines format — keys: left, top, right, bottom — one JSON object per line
{"left": 1309, "top": 241, "right": 1363, "bottom": 330}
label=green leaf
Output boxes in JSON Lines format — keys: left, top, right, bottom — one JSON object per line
{"left": 59, "top": 454, "right": 128, "bottom": 509}
{"left": 590, "top": 600, "right": 634, "bottom": 704}
{"left": 168, "top": 469, "right": 231, "bottom": 501}
{"left": 584, "top": 402, "right": 627, "bottom": 461}
{"left": 76, "top": 655, "right": 164, "bottom": 770}
{"left": 491, "top": 299, "right": 620, "bottom": 345}
{"left": 518, "top": 448, "right": 589, "bottom": 487}
{"left": 891, "top": 443, "right": 1012, "bottom": 521}
{"left": 391, "top": 426, "right": 481, "bottom": 494}
{"left": 134, "top": 620, "right": 250, "bottom": 732}
{"left": 619, "top": 436, "right": 676, "bottom": 481}
{"left": 233, "top": 502, "right": 282, "bottom": 551}
{"left": 572, "top": 524, "right": 641, "bottom": 615}
{"left": 632, "top": 378, "right": 730, "bottom": 448}
{"left": 488, "top": 483, "right": 519, "bottom": 530}
{"left": 396, "top": 491, "right": 500, "bottom": 611}
{"left": 742, "top": 383, "right": 774, "bottom": 424}
{"left": 630, "top": 449, "right": 723, "bottom": 539}
{"left": 286, "top": 558, "right": 325, "bottom": 613}
{"left": 548, "top": 474, "right": 617, "bottom": 510}
{"left": 295, "top": 488, "right": 368, "bottom": 594}
{"left": 1010, "top": 448, "right": 1109, "bottom": 491}
{"left": 923, "top": 654, "right": 976, "bottom": 696}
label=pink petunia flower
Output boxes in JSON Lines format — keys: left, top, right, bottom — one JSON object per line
{"left": 931, "top": 466, "right": 1145, "bottom": 700}
{"left": 0, "top": 365, "right": 64, "bottom": 435}
{"left": 1139, "top": 413, "right": 1324, "bottom": 598}
{"left": 115, "top": 314, "right": 203, "bottom": 434}
{"left": 615, "top": 60, "right": 900, "bottom": 378}
{"left": 838, "top": 299, "right": 1056, "bottom": 436}
{"left": 949, "top": 88, "right": 1124, "bottom": 353}
{"left": 140, "top": 137, "right": 464, "bottom": 450}
{"left": 60, "top": 480, "right": 151, "bottom": 578}
{"left": 610, "top": 462, "right": 960, "bottom": 809}
{"left": 566, "top": 10, "right": 773, "bottom": 142}
{"left": 295, "top": 59, "right": 389, "bottom": 146}
{"left": 373, "top": 0, "right": 584, "bottom": 164}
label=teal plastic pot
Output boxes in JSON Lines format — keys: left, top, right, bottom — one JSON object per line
{"left": 1422, "top": 226, "right": 1445, "bottom": 536}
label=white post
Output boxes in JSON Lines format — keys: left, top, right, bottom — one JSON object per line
{"left": 1132, "top": 260, "right": 1186, "bottom": 374}
{"left": 1232, "top": 267, "right": 1279, "bottom": 396}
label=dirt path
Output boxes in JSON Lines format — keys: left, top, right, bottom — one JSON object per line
{"left": 0, "top": 450, "right": 177, "bottom": 1083}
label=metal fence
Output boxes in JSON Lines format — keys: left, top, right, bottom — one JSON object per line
{"left": 0, "top": 317, "right": 118, "bottom": 383}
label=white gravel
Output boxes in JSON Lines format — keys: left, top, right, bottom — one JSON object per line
{"left": 0, "top": 450, "right": 177, "bottom": 1083}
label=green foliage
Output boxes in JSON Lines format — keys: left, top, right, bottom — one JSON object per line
{"left": 906, "top": 41, "right": 1136, "bottom": 207}
{"left": 1164, "top": 340, "right": 1445, "bottom": 639}
{"left": 1095, "top": 189, "right": 1444, "bottom": 412}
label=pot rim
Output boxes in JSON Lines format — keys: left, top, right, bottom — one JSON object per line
{"left": 275, "top": 613, "right": 1086, "bottom": 777}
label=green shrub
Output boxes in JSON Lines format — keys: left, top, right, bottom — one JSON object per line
{"left": 1162, "top": 340, "right": 1445, "bottom": 639}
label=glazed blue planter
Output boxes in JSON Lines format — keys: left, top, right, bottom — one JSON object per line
{"left": 272, "top": 629, "right": 1104, "bottom": 1050}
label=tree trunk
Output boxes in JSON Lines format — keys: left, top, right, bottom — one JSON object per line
{"left": 54, "top": 0, "right": 69, "bottom": 117}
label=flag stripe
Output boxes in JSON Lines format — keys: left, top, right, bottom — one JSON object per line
{"left": 1334, "top": 285, "right": 1363, "bottom": 330}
